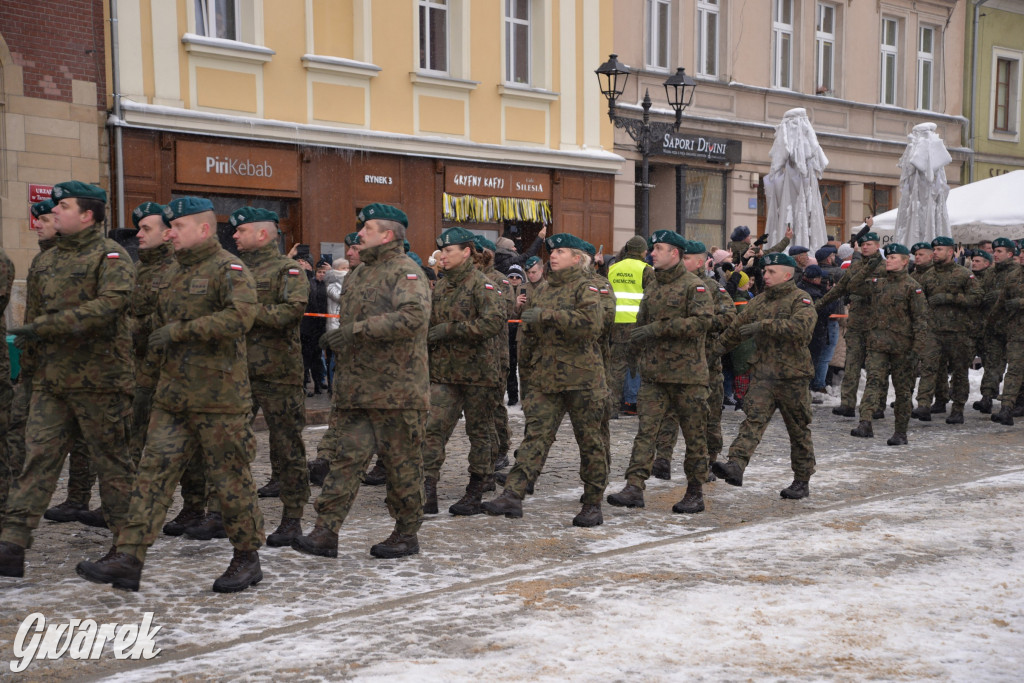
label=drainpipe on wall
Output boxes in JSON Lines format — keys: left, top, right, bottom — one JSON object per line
{"left": 109, "top": 0, "right": 126, "bottom": 232}
{"left": 969, "top": 0, "right": 992, "bottom": 184}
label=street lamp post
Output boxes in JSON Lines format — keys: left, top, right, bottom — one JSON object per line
{"left": 595, "top": 54, "right": 697, "bottom": 238}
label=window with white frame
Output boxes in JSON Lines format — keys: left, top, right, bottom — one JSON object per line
{"left": 505, "top": 0, "right": 530, "bottom": 84}
{"left": 993, "top": 55, "right": 1021, "bottom": 134}
{"left": 419, "top": 0, "right": 449, "bottom": 73}
{"left": 195, "top": 0, "right": 239, "bottom": 40}
{"left": 646, "top": 0, "right": 671, "bottom": 70}
{"left": 697, "top": 0, "right": 719, "bottom": 77}
{"left": 880, "top": 17, "right": 899, "bottom": 105}
{"left": 772, "top": 0, "right": 794, "bottom": 89}
{"left": 815, "top": 2, "right": 835, "bottom": 94}
{"left": 917, "top": 26, "right": 935, "bottom": 110}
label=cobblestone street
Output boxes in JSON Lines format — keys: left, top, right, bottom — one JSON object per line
{"left": 2, "top": 395, "right": 1023, "bottom": 680}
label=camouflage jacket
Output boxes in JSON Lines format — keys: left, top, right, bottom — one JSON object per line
{"left": 240, "top": 242, "right": 309, "bottom": 385}
{"left": 483, "top": 265, "right": 513, "bottom": 371}
{"left": 331, "top": 239, "right": 431, "bottom": 410}
{"left": 970, "top": 267, "right": 994, "bottom": 338}
{"left": 816, "top": 252, "right": 886, "bottom": 332}
{"left": 916, "top": 260, "right": 983, "bottom": 334}
{"left": 19, "top": 237, "right": 58, "bottom": 381}
{"left": 428, "top": 258, "right": 504, "bottom": 386}
{"left": 519, "top": 265, "right": 605, "bottom": 393}
{"left": 983, "top": 260, "right": 1021, "bottom": 330}
{"left": 851, "top": 269, "right": 929, "bottom": 354}
{"left": 133, "top": 241, "right": 177, "bottom": 389}
{"left": 591, "top": 271, "right": 616, "bottom": 366}
{"left": 992, "top": 267, "right": 1024, "bottom": 340}
{"left": 910, "top": 262, "right": 932, "bottom": 284}
{"left": 28, "top": 226, "right": 135, "bottom": 395}
{"left": 704, "top": 274, "right": 736, "bottom": 351}
{"left": 718, "top": 280, "right": 816, "bottom": 381}
{"left": 151, "top": 236, "right": 257, "bottom": 414}
{"left": 634, "top": 261, "right": 713, "bottom": 385}
{"left": 0, "top": 248, "right": 13, "bottom": 386}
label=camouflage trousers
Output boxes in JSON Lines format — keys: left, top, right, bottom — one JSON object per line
{"left": 916, "top": 331, "right": 973, "bottom": 408}
{"left": 656, "top": 357, "right": 724, "bottom": 463}
{"left": 251, "top": 381, "right": 310, "bottom": 518}
{"left": 981, "top": 332, "right": 1008, "bottom": 399}
{"left": 1, "top": 390, "right": 133, "bottom": 549}
{"left": 315, "top": 409, "right": 425, "bottom": 536}
{"left": 503, "top": 387, "right": 609, "bottom": 505}
{"left": 423, "top": 383, "right": 495, "bottom": 481}
{"left": 491, "top": 371, "right": 510, "bottom": 462}
{"left": 627, "top": 382, "right": 708, "bottom": 487}
{"left": 317, "top": 401, "right": 342, "bottom": 458}
{"left": 607, "top": 325, "right": 636, "bottom": 410}
{"left": 129, "top": 386, "right": 154, "bottom": 467}
{"left": 117, "top": 408, "right": 264, "bottom": 562}
{"left": 997, "top": 336, "right": 1024, "bottom": 406}
{"left": 0, "top": 380, "right": 12, "bottom": 524}
{"left": 840, "top": 326, "right": 869, "bottom": 410}
{"left": 861, "top": 350, "right": 915, "bottom": 434}
{"left": 726, "top": 377, "right": 816, "bottom": 482}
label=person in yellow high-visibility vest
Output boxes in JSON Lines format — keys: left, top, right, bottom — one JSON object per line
{"left": 606, "top": 236, "right": 654, "bottom": 416}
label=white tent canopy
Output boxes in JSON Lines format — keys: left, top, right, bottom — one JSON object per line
{"left": 873, "top": 170, "right": 1024, "bottom": 245}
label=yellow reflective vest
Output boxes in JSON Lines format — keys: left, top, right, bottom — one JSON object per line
{"left": 607, "top": 257, "right": 648, "bottom": 323}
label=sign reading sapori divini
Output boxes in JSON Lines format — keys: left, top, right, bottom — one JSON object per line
{"left": 175, "top": 140, "right": 300, "bottom": 192}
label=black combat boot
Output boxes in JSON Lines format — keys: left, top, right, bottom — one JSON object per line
{"left": 780, "top": 480, "right": 810, "bottom": 499}
{"left": 992, "top": 404, "right": 1015, "bottom": 426}
{"left": 711, "top": 460, "right": 744, "bottom": 486}
{"left": 449, "top": 475, "right": 486, "bottom": 516}
{"left": 651, "top": 457, "right": 672, "bottom": 480}
{"left": 185, "top": 512, "right": 227, "bottom": 541}
{"left": 307, "top": 458, "right": 330, "bottom": 486}
{"left": 162, "top": 508, "right": 205, "bottom": 536}
{"left": 872, "top": 409, "right": 885, "bottom": 420}
{"left": 831, "top": 405, "right": 855, "bottom": 417}
{"left": 212, "top": 550, "right": 262, "bottom": 593}
{"left": 362, "top": 459, "right": 386, "bottom": 486}
{"left": 266, "top": 517, "right": 303, "bottom": 547}
{"left": 481, "top": 489, "right": 523, "bottom": 518}
{"left": 946, "top": 405, "right": 965, "bottom": 424}
{"left": 929, "top": 401, "right": 947, "bottom": 414}
{"left": 672, "top": 481, "right": 705, "bottom": 514}
{"left": 974, "top": 396, "right": 994, "bottom": 414}
{"left": 291, "top": 525, "right": 339, "bottom": 558}
{"left": 370, "top": 531, "right": 420, "bottom": 559}
{"left": 257, "top": 478, "right": 281, "bottom": 498}
{"left": 492, "top": 451, "right": 510, "bottom": 472}
{"left": 43, "top": 499, "right": 88, "bottom": 523}
{"left": 572, "top": 503, "right": 603, "bottom": 527}
{"left": 911, "top": 405, "right": 932, "bottom": 421}
{"left": 423, "top": 476, "right": 439, "bottom": 515}
{"left": 76, "top": 548, "right": 142, "bottom": 591}
{"left": 886, "top": 432, "right": 908, "bottom": 446}
{"left": 0, "top": 541, "right": 25, "bottom": 578}
{"left": 606, "top": 483, "right": 645, "bottom": 508}
{"left": 77, "top": 507, "right": 106, "bottom": 528}
{"left": 850, "top": 420, "right": 874, "bottom": 438}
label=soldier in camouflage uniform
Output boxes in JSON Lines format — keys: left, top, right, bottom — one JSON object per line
{"left": 911, "top": 236, "right": 983, "bottom": 425}
{"left": 422, "top": 227, "right": 504, "bottom": 516}
{"left": 815, "top": 231, "right": 887, "bottom": 418}
{"left": 607, "top": 233, "right": 713, "bottom": 513}
{"left": 291, "top": 203, "right": 430, "bottom": 560}
{"left": 847, "top": 243, "right": 929, "bottom": 444}
{"left": 76, "top": 196, "right": 265, "bottom": 593}
{"left": 990, "top": 255, "right": 1024, "bottom": 425}
{"left": 474, "top": 236, "right": 514, "bottom": 473}
{"left": 711, "top": 252, "right": 817, "bottom": 499}
{"left": 909, "top": 242, "right": 949, "bottom": 412}
{"left": 482, "top": 233, "right": 608, "bottom": 526}
{"left": 975, "top": 238, "right": 1021, "bottom": 414}
{"left": 1, "top": 182, "right": 136, "bottom": 580}
{"left": 232, "top": 207, "right": 311, "bottom": 547}
{"left": 582, "top": 241, "right": 617, "bottom": 459}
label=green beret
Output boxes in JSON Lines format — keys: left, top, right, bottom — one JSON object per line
{"left": 437, "top": 227, "right": 476, "bottom": 247}
{"left": 256, "top": 208, "right": 279, "bottom": 224}
{"left": 974, "top": 249, "right": 994, "bottom": 263}
{"left": 403, "top": 239, "right": 411, "bottom": 253}
{"left": 229, "top": 206, "right": 261, "bottom": 228}
{"left": 910, "top": 242, "right": 933, "bottom": 254}
{"left": 52, "top": 181, "right": 106, "bottom": 204}
{"left": 544, "top": 233, "right": 589, "bottom": 252}
{"left": 524, "top": 256, "right": 541, "bottom": 270}
{"left": 473, "top": 235, "right": 497, "bottom": 253}
{"left": 884, "top": 243, "right": 910, "bottom": 256}
{"left": 408, "top": 251, "right": 423, "bottom": 267}
{"left": 344, "top": 232, "right": 361, "bottom": 247}
{"left": 131, "top": 202, "right": 164, "bottom": 229}
{"left": 857, "top": 231, "right": 880, "bottom": 245}
{"left": 931, "top": 236, "right": 955, "bottom": 248}
{"left": 31, "top": 199, "right": 55, "bottom": 218}
{"left": 357, "top": 202, "right": 408, "bottom": 227}
{"left": 763, "top": 252, "right": 798, "bottom": 268}
{"left": 580, "top": 240, "right": 597, "bottom": 257}
{"left": 649, "top": 230, "right": 689, "bottom": 251}
{"left": 685, "top": 240, "right": 706, "bottom": 255}
{"left": 992, "top": 237, "right": 1015, "bottom": 251}
{"left": 162, "top": 196, "right": 215, "bottom": 226}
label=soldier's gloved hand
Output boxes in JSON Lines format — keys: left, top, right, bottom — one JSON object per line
{"left": 928, "top": 293, "right": 952, "bottom": 306}
{"left": 629, "top": 325, "right": 656, "bottom": 343}
{"left": 8, "top": 325, "right": 39, "bottom": 348}
{"left": 739, "top": 321, "right": 763, "bottom": 338}
{"left": 148, "top": 324, "right": 175, "bottom": 350}
{"left": 520, "top": 308, "right": 543, "bottom": 324}
{"left": 984, "top": 291, "right": 1000, "bottom": 307}
{"left": 427, "top": 324, "right": 450, "bottom": 343}
{"left": 318, "top": 332, "right": 331, "bottom": 350}
{"left": 1005, "top": 298, "right": 1023, "bottom": 312}
{"left": 324, "top": 323, "right": 356, "bottom": 350}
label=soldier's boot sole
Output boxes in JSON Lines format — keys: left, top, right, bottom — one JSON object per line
{"left": 886, "top": 432, "right": 908, "bottom": 446}
{"left": 945, "top": 409, "right": 965, "bottom": 425}
{"left": 481, "top": 492, "right": 523, "bottom": 518}
{"left": 911, "top": 407, "right": 932, "bottom": 422}
{"left": 606, "top": 484, "right": 645, "bottom": 508}
{"left": 77, "top": 507, "right": 107, "bottom": 528}
{"left": 850, "top": 420, "right": 874, "bottom": 438}
{"left": 211, "top": 568, "right": 262, "bottom": 593}
{"left": 572, "top": 505, "right": 603, "bottom": 527}
{"left": 212, "top": 552, "right": 262, "bottom": 593}
{"left": 831, "top": 406, "right": 855, "bottom": 417}
{"left": 43, "top": 501, "right": 88, "bottom": 523}
{"left": 370, "top": 534, "right": 420, "bottom": 559}
{"left": 257, "top": 480, "right": 281, "bottom": 498}
{"left": 672, "top": 485, "right": 705, "bottom": 514}
{"left": 710, "top": 460, "right": 744, "bottom": 487}
{"left": 291, "top": 535, "right": 338, "bottom": 558}
{"left": 992, "top": 407, "right": 1015, "bottom": 426}
{"left": 780, "top": 481, "right": 810, "bottom": 499}
{"left": 75, "top": 554, "right": 142, "bottom": 592}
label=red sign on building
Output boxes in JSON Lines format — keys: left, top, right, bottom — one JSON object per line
{"left": 29, "top": 184, "right": 52, "bottom": 203}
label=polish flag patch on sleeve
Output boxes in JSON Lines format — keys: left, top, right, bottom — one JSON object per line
{"left": 230, "top": 263, "right": 244, "bottom": 271}
{"left": 915, "top": 288, "right": 923, "bottom": 294}
{"left": 600, "top": 288, "right": 610, "bottom": 295}
{"left": 106, "top": 252, "right": 120, "bottom": 259}
{"left": 801, "top": 298, "right": 812, "bottom": 305}
{"left": 719, "top": 287, "right": 727, "bottom": 293}
{"left": 696, "top": 286, "right": 706, "bottom": 292}
{"left": 588, "top": 286, "right": 599, "bottom": 292}
{"left": 406, "top": 273, "right": 419, "bottom": 280}
{"left": 484, "top": 283, "right": 494, "bottom": 290}
{"left": 287, "top": 268, "right": 300, "bottom": 276}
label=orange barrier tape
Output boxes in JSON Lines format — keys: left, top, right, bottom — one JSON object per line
{"left": 304, "top": 312, "right": 527, "bottom": 323}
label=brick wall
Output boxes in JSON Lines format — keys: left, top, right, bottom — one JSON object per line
{"left": 0, "top": 0, "right": 106, "bottom": 108}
